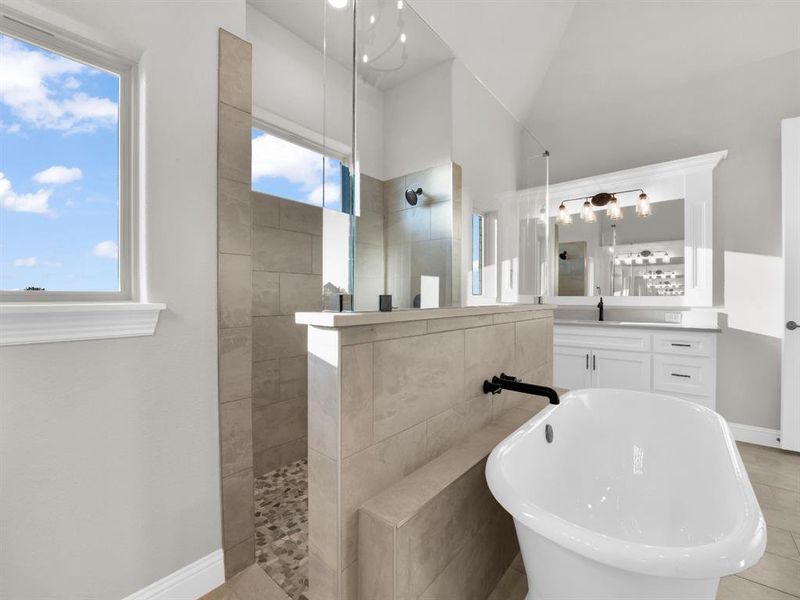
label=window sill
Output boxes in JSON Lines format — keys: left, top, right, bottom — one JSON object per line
{"left": 0, "top": 302, "right": 166, "bottom": 346}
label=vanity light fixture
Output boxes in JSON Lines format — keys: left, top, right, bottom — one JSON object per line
{"left": 556, "top": 188, "right": 652, "bottom": 225}
{"left": 556, "top": 202, "right": 573, "bottom": 225}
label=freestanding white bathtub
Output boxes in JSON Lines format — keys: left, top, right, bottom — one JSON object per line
{"left": 486, "top": 388, "right": 766, "bottom": 600}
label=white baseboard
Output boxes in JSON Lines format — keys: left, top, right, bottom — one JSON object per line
{"left": 121, "top": 549, "right": 224, "bottom": 600}
{"left": 729, "top": 422, "right": 781, "bottom": 448}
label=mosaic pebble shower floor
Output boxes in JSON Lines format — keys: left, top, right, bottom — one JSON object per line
{"left": 254, "top": 459, "right": 309, "bottom": 600}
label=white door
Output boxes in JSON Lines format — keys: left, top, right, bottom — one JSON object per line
{"left": 592, "top": 349, "right": 651, "bottom": 391}
{"left": 782, "top": 117, "right": 800, "bottom": 452}
{"left": 554, "top": 346, "right": 592, "bottom": 390}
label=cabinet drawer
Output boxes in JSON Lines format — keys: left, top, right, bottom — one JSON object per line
{"left": 554, "top": 326, "right": 651, "bottom": 352}
{"left": 653, "top": 354, "right": 714, "bottom": 398}
{"left": 653, "top": 331, "right": 714, "bottom": 357}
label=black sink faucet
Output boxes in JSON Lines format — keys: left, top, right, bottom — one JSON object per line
{"left": 597, "top": 296, "right": 604, "bottom": 321}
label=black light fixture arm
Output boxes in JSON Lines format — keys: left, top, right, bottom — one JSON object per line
{"left": 482, "top": 373, "right": 561, "bottom": 405}
{"left": 560, "top": 188, "right": 645, "bottom": 206}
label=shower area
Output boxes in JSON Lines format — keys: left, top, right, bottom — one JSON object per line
{"left": 216, "top": 1, "right": 549, "bottom": 598}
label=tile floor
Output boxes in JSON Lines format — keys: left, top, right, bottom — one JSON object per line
{"left": 254, "top": 459, "right": 309, "bottom": 600}
{"left": 204, "top": 442, "right": 798, "bottom": 600}
{"left": 489, "top": 442, "right": 800, "bottom": 600}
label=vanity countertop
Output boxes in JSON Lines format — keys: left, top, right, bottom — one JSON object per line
{"left": 555, "top": 319, "right": 721, "bottom": 333}
{"left": 296, "top": 303, "right": 555, "bottom": 328}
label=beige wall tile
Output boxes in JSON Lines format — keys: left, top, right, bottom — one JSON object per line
{"left": 220, "top": 327, "right": 252, "bottom": 403}
{"left": 312, "top": 235, "right": 323, "bottom": 275}
{"left": 406, "top": 164, "right": 452, "bottom": 205}
{"left": 340, "top": 422, "right": 428, "bottom": 567}
{"left": 425, "top": 395, "right": 493, "bottom": 461}
{"left": 252, "top": 271, "right": 279, "bottom": 317}
{"left": 515, "top": 317, "right": 553, "bottom": 376}
{"left": 356, "top": 210, "right": 384, "bottom": 247}
{"left": 280, "top": 199, "right": 322, "bottom": 235}
{"left": 386, "top": 206, "right": 430, "bottom": 246}
{"left": 219, "top": 253, "right": 252, "bottom": 329}
{"left": 220, "top": 397, "right": 253, "bottom": 477}
{"left": 253, "top": 226, "right": 313, "bottom": 274}
{"left": 430, "top": 201, "right": 452, "bottom": 241}
{"left": 354, "top": 242, "right": 383, "bottom": 283}
{"left": 361, "top": 174, "right": 384, "bottom": 215}
{"left": 252, "top": 359, "right": 279, "bottom": 407}
{"left": 252, "top": 192, "right": 280, "bottom": 227}
{"left": 224, "top": 535, "right": 255, "bottom": 579}
{"left": 308, "top": 326, "right": 340, "bottom": 459}
{"left": 358, "top": 512, "right": 394, "bottom": 600}
{"left": 396, "top": 461, "right": 499, "bottom": 598}
{"left": 426, "top": 314, "right": 494, "bottom": 334}
{"left": 309, "top": 449, "right": 339, "bottom": 573}
{"left": 340, "top": 320, "right": 428, "bottom": 346}
{"left": 254, "top": 436, "right": 307, "bottom": 476}
{"left": 465, "top": 323, "right": 516, "bottom": 399}
{"left": 373, "top": 330, "right": 465, "bottom": 442}
{"left": 341, "top": 343, "right": 373, "bottom": 457}
{"left": 280, "top": 273, "right": 322, "bottom": 314}
{"left": 253, "top": 397, "right": 307, "bottom": 451}
{"left": 383, "top": 176, "right": 407, "bottom": 214}
{"left": 218, "top": 30, "right": 252, "bottom": 114}
{"left": 219, "top": 178, "right": 252, "bottom": 256}
{"left": 308, "top": 546, "right": 338, "bottom": 600}
{"left": 218, "top": 102, "right": 251, "bottom": 185}
{"left": 279, "top": 355, "right": 308, "bottom": 402}
{"left": 222, "top": 468, "right": 254, "bottom": 549}
{"left": 253, "top": 316, "right": 307, "bottom": 361}
{"left": 410, "top": 238, "right": 451, "bottom": 306}
{"left": 493, "top": 310, "right": 552, "bottom": 325}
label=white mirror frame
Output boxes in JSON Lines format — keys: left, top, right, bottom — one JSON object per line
{"left": 542, "top": 151, "right": 727, "bottom": 307}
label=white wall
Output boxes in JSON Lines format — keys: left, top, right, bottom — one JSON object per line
{"left": 247, "top": 5, "right": 384, "bottom": 179}
{"left": 451, "top": 60, "right": 526, "bottom": 305}
{"left": 0, "top": 1, "right": 245, "bottom": 597}
{"left": 382, "top": 60, "right": 453, "bottom": 181}
{"left": 530, "top": 50, "right": 800, "bottom": 429}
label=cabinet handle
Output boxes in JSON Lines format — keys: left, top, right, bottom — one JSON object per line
{"left": 585, "top": 353, "right": 589, "bottom": 370}
{"left": 671, "top": 372, "right": 691, "bottom": 379}
{"left": 671, "top": 343, "right": 692, "bottom": 348}
{"left": 592, "top": 354, "right": 596, "bottom": 371}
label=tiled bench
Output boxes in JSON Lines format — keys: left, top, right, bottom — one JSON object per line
{"left": 357, "top": 403, "right": 548, "bottom": 600}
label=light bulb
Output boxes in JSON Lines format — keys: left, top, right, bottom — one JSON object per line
{"left": 635, "top": 192, "right": 652, "bottom": 217}
{"left": 607, "top": 195, "right": 623, "bottom": 220}
{"left": 662, "top": 253, "right": 670, "bottom": 264}
{"left": 580, "top": 200, "right": 596, "bottom": 223}
{"left": 362, "top": 54, "right": 369, "bottom": 63}
{"left": 614, "top": 258, "right": 621, "bottom": 266}
{"left": 400, "top": 32, "right": 407, "bottom": 43}
{"left": 369, "top": 14, "right": 376, "bottom": 24}
{"left": 556, "top": 203, "right": 572, "bottom": 225}
{"left": 327, "top": 0, "right": 348, "bottom": 9}
{"left": 397, "top": 0, "right": 403, "bottom": 8}
{"left": 625, "top": 257, "right": 633, "bottom": 265}
{"left": 635, "top": 255, "right": 643, "bottom": 265}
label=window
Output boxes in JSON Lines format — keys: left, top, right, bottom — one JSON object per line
{"left": 0, "top": 18, "right": 133, "bottom": 300}
{"left": 471, "top": 213, "right": 484, "bottom": 295}
{"left": 251, "top": 125, "right": 348, "bottom": 212}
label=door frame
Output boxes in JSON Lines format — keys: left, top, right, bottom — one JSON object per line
{"left": 782, "top": 117, "right": 800, "bottom": 452}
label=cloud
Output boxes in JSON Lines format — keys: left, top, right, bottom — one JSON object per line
{"left": 0, "top": 172, "right": 53, "bottom": 215}
{"left": 92, "top": 240, "right": 118, "bottom": 259}
{"left": 252, "top": 132, "right": 326, "bottom": 190}
{"left": 307, "top": 182, "right": 342, "bottom": 207}
{"left": 32, "top": 166, "right": 83, "bottom": 185}
{"left": 0, "top": 35, "right": 118, "bottom": 132}
{"left": 0, "top": 120, "right": 21, "bottom": 134}
{"left": 14, "top": 257, "right": 37, "bottom": 267}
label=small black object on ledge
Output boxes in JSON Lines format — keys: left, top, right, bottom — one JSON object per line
{"left": 483, "top": 373, "right": 560, "bottom": 405}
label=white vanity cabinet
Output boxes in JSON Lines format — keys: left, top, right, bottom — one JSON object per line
{"left": 554, "top": 324, "right": 718, "bottom": 409}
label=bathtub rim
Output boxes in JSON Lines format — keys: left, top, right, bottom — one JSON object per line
{"left": 485, "top": 388, "right": 767, "bottom": 580}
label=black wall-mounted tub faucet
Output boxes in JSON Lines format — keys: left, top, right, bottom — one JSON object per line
{"left": 483, "top": 373, "right": 560, "bottom": 405}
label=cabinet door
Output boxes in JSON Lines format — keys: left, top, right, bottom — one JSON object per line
{"left": 554, "top": 346, "right": 592, "bottom": 390}
{"left": 591, "top": 349, "right": 651, "bottom": 391}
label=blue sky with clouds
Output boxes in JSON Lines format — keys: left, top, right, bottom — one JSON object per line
{"left": 0, "top": 33, "right": 119, "bottom": 292}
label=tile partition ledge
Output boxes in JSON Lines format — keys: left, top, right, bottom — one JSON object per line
{"left": 301, "top": 304, "right": 555, "bottom": 599}
{"left": 295, "top": 303, "right": 554, "bottom": 328}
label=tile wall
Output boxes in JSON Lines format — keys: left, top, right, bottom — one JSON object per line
{"left": 306, "top": 309, "right": 554, "bottom": 599}
{"left": 251, "top": 192, "right": 322, "bottom": 474}
{"left": 217, "top": 29, "right": 256, "bottom": 579}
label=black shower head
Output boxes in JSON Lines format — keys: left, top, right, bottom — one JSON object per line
{"left": 405, "top": 187, "right": 423, "bottom": 206}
